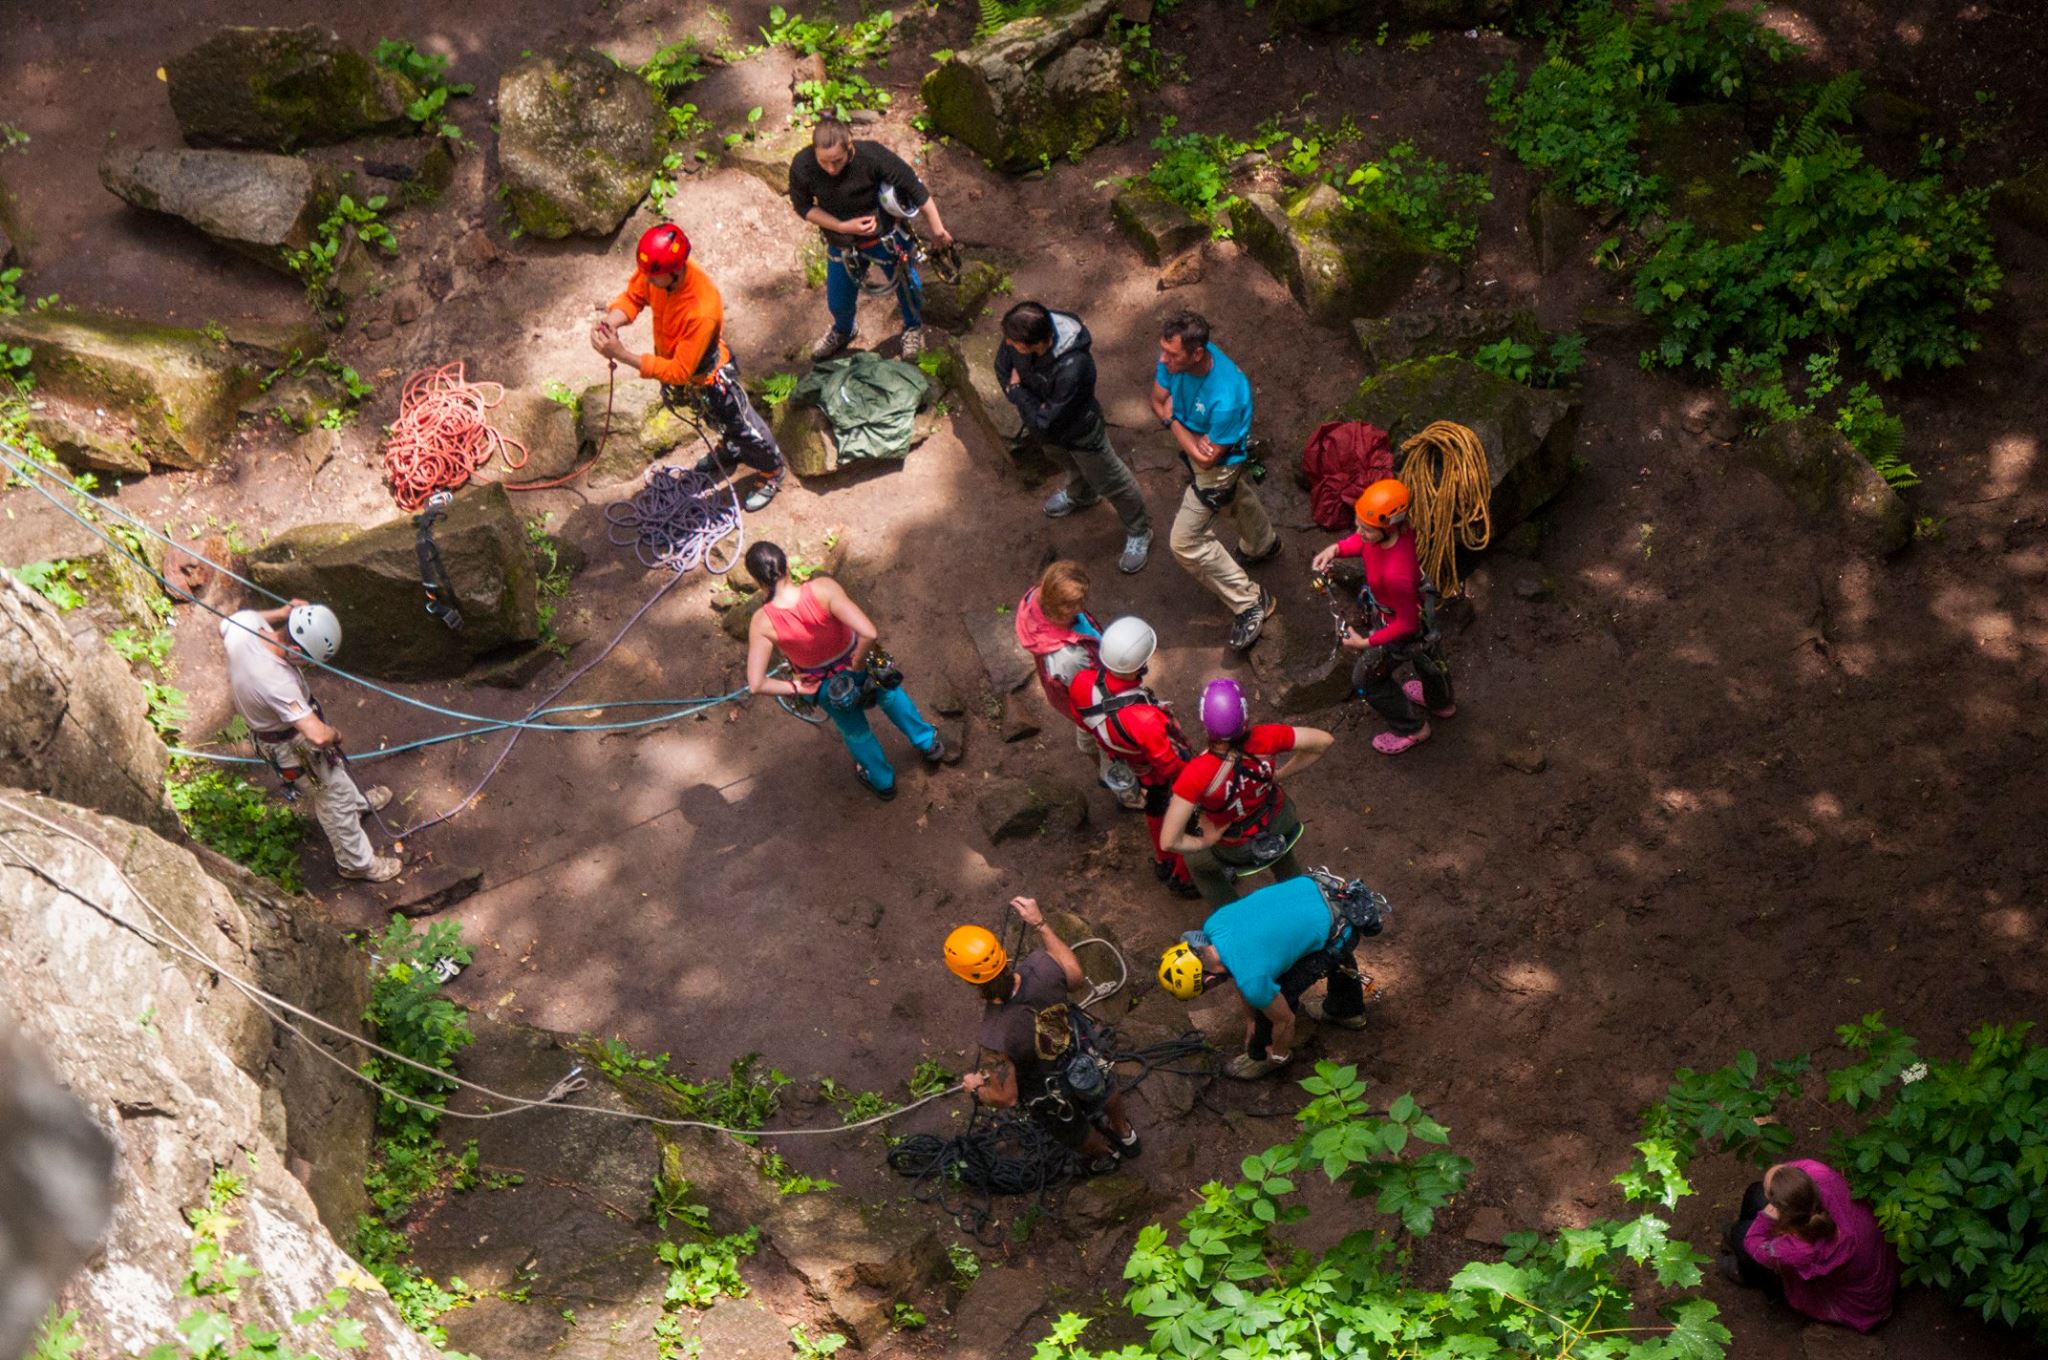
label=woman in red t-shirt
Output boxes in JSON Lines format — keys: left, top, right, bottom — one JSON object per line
{"left": 1158, "top": 677, "right": 1334, "bottom": 906}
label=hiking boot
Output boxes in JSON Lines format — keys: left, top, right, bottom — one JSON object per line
{"left": 361, "top": 785, "right": 394, "bottom": 813}
{"left": 692, "top": 444, "right": 735, "bottom": 478}
{"left": 922, "top": 734, "right": 962, "bottom": 767}
{"left": 1302, "top": 995, "right": 1369, "bottom": 1030}
{"left": 1043, "top": 487, "right": 1098, "bottom": 518}
{"left": 811, "top": 325, "right": 856, "bottom": 361}
{"left": 856, "top": 765, "right": 897, "bottom": 801}
{"left": 1372, "top": 723, "right": 1432, "bottom": 756}
{"left": 1118, "top": 529, "right": 1153, "bottom": 575}
{"left": 899, "top": 325, "right": 928, "bottom": 359}
{"left": 1240, "top": 536, "right": 1282, "bottom": 566}
{"left": 1402, "top": 679, "right": 1456, "bottom": 718}
{"left": 1084, "top": 1151, "right": 1123, "bottom": 1177}
{"left": 1224, "top": 1052, "right": 1288, "bottom": 1081}
{"left": 1228, "top": 589, "right": 1277, "bottom": 651}
{"left": 742, "top": 476, "right": 783, "bottom": 513}
{"left": 341, "top": 855, "right": 404, "bottom": 883}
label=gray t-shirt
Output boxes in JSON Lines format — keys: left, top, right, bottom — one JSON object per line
{"left": 220, "top": 610, "right": 314, "bottom": 734}
{"left": 977, "top": 951, "right": 1070, "bottom": 1090}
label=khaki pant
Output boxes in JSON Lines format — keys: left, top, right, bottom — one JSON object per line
{"left": 1170, "top": 462, "right": 1276, "bottom": 616}
{"left": 257, "top": 736, "right": 377, "bottom": 875}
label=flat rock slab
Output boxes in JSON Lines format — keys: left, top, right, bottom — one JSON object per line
{"left": 167, "top": 25, "right": 416, "bottom": 150}
{"left": 952, "top": 1265, "right": 1054, "bottom": 1360}
{"left": 1232, "top": 184, "right": 1438, "bottom": 326}
{"left": 1112, "top": 181, "right": 1207, "bottom": 265}
{"left": 385, "top": 863, "right": 485, "bottom": 917}
{"left": 1353, "top": 306, "right": 1538, "bottom": 371}
{"left": 100, "top": 147, "right": 348, "bottom": 271}
{"left": 964, "top": 605, "right": 1035, "bottom": 694}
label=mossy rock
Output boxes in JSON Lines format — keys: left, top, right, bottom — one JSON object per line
{"left": 920, "top": 258, "right": 1006, "bottom": 331}
{"left": 1231, "top": 184, "right": 1440, "bottom": 326}
{"left": 166, "top": 26, "right": 416, "bottom": 151}
{"left": 1639, "top": 104, "right": 1766, "bottom": 244}
{"left": 919, "top": 0, "right": 1130, "bottom": 173}
{"left": 497, "top": 49, "right": 665, "bottom": 240}
{"left": 99, "top": 147, "right": 351, "bottom": 272}
{"left": 1992, "top": 161, "right": 2048, "bottom": 240}
{"left": 1752, "top": 417, "right": 1909, "bottom": 556}
{"left": 1112, "top": 180, "right": 1206, "bottom": 264}
{"left": 1353, "top": 306, "right": 1539, "bottom": 370}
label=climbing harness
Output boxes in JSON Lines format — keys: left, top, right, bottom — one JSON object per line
{"left": 1221, "top": 820, "right": 1307, "bottom": 886}
{"left": 381, "top": 362, "right": 530, "bottom": 511}
{"left": 603, "top": 465, "right": 742, "bottom": 575}
{"left": 413, "top": 490, "right": 463, "bottom": 630}
{"left": 1397, "top": 420, "right": 1492, "bottom": 599}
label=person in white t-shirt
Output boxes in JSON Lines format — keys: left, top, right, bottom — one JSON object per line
{"left": 218, "top": 601, "right": 402, "bottom": 883}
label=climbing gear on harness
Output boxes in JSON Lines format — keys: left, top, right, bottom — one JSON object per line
{"left": 381, "top": 362, "right": 530, "bottom": 511}
{"left": 1221, "top": 820, "right": 1306, "bottom": 886}
{"left": 1158, "top": 941, "right": 1206, "bottom": 1000}
{"left": 1097, "top": 616, "right": 1157, "bottom": 676}
{"left": 823, "top": 667, "right": 874, "bottom": 713}
{"left": 838, "top": 227, "right": 919, "bottom": 300}
{"left": 1355, "top": 478, "right": 1411, "bottom": 530}
{"left": 1397, "top": 420, "right": 1491, "bottom": 598}
{"left": 945, "top": 924, "right": 1008, "bottom": 984}
{"left": 1198, "top": 677, "right": 1251, "bottom": 743}
{"left": 413, "top": 491, "right": 464, "bottom": 631}
{"left": 867, "top": 643, "right": 905, "bottom": 692}
{"left": 636, "top": 222, "right": 691, "bottom": 274}
{"left": 1309, "top": 868, "right": 1390, "bottom": 943}
{"left": 924, "top": 241, "right": 964, "bottom": 286}
{"left": 286, "top": 603, "right": 342, "bottom": 663}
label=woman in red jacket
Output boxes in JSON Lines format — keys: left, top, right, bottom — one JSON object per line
{"left": 1014, "top": 561, "right": 1143, "bottom": 809}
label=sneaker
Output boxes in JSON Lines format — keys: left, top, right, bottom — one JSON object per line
{"left": 1228, "top": 589, "right": 1277, "bottom": 652}
{"left": 742, "top": 476, "right": 783, "bottom": 513}
{"left": 856, "top": 765, "right": 897, "bottom": 801}
{"left": 1302, "top": 995, "right": 1369, "bottom": 1030}
{"left": 921, "top": 735, "right": 962, "bottom": 766}
{"left": 1084, "top": 1152, "right": 1123, "bottom": 1177}
{"left": 1240, "top": 537, "right": 1282, "bottom": 566}
{"left": 899, "top": 325, "right": 928, "bottom": 359}
{"left": 1372, "top": 723, "right": 1432, "bottom": 756}
{"left": 1223, "top": 1052, "right": 1288, "bottom": 1081}
{"left": 361, "top": 785, "right": 394, "bottom": 813}
{"left": 1118, "top": 529, "right": 1153, "bottom": 575}
{"left": 811, "top": 325, "right": 856, "bottom": 361}
{"left": 1402, "top": 679, "right": 1456, "bottom": 718}
{"left": 341, "top": 855, "right": 404, "bottom": 883}
{"left": 1042, "top": 487, "right": 1098, "bottom": 518}
{"left": 1112, "top": 1125, "right": 1142, "bottom": 1158}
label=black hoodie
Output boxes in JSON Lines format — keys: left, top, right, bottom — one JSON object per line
{"left": 995, "top": 310, "right": 1102, "bottom": 447}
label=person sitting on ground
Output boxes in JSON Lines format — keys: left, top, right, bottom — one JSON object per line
{"left": 1151, "top": 308, "right": 1280, "bottom": 652}
{"left": 1311, "top": 479, "right": 1455, "bottom": 756}
{"left": 1724, "top": 1159, "right": 1900, "bottom": 1333}
{"left": 788, "top": 116, "right": 954, "bottom": 361}
{"left": 996, "top": 301, "right": 1152, "bottom": 574}
{"left": 1015, "top": 561, "right": 1143, "bottom": 811}
{"left": 1068, "top": 615, "right": 1199, "bottom": 898}
{"left": 218, "top": 600, "right": 401, "bottom": 883}
{"left": 1159, "top": 679, "right": 1334, "bottom": 906}
{"left": 744, "top": 541, "right": 957, "bottom": 801}
{"left": 953, "top": 896, "right": 1140, "bottom": 1176}
{"left": 589, "top": 223, "right": 786, "bottom": 511}
{"left": 1157, "top": 873, "right": 1376, "bottom": 1079}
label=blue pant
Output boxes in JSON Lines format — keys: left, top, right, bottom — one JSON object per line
{"left": 824, "top": 684, "right": 937, "bottom": 791}
{"left": 825, "top": 232, "right": 922, "bottom": 334}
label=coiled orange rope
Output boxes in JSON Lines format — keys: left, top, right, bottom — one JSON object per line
{"left": 381, "top": 362, "right": 529, "bottom": 510}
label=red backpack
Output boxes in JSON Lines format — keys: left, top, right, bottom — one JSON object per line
{"left": 1301, "top": 421, "right": 1396, "bottom": 531}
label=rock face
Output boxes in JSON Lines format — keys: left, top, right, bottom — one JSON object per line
{"left": 0, "top": 571, "right": 175, "bottom": 834}
{"left": 1342, "top": 356, "right": 1579, "bottom": 539}
{"left": 24, "top": 409, "right": 153, "bottom": 478}
{"left": 165, "top": 26, "right": 416, "bottom": 151}
{"left": 489, "top": 388, "right": 584, "bottom": 483}
{"left": 99, "top": 147, "right": 347, "bottom": 271}
{"left": 1112, "top": 181, "right": 1207, "bottom": 264}
{"left": 247, "top": 483, "right": 541, "bottom": 680}
{"left": 1231, "top": 184, "right": 1438, "bottom": 326}
{"left": 0, "top": 796, "right": 415, "bottom": 1360}
{"left": 497, "top": 49, "right": 664, "bottom": 239}
{"left": 1751, "top": 418, "right": 1910, "bottom": 556}
{"left": 920, "top": 0, "right": 1132, "bottom": 173}
{"left": 1353, "top": 306, "right": 1538, "bottom": 370}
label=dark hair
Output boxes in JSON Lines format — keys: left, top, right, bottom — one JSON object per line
{"left": 745, "top": 541, "right": 789, "bottom": 590}
{"left": 812, "top": 118, "right": 853, "bottom": 151}
{"left": 1002, "top": 301, "right": 1055, "bottom": 345}
{"left": 976, "top": 964, "right": 1015, "bottom": 1003}
{"left": 1767, "top": 1165, "right": 1836, "bottom": 1243}
{"left": 1161, "top": 309, "right": 1210, "bottom": 351}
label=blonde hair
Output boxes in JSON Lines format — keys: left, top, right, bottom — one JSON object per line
{"left": 1037, "top": 560, "right": 1090, "bottom": 622}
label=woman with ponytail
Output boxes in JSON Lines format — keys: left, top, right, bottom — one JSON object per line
{"left": 1725, "top": 1159, "right": 1899, "bottom": 1332}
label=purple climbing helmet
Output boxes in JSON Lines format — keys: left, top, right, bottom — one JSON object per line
{"left": 1198, "top": 677, "right": 1251, "bottom": 744}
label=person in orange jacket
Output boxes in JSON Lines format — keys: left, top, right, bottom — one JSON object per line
{"left": 590, "top": 223, "right": 786, "bottom": 511}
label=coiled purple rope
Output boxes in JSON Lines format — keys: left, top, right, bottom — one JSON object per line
{"left": 603, "top": 465, "right": 742, "bottom": 574}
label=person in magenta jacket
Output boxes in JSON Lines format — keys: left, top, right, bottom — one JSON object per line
{"left": 1725, "top": 1159, "right": 1900, "bottom": 1333}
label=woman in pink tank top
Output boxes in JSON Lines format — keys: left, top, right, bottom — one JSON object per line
{"left": 745, "top": 541, "right": 958, "bottom": 799}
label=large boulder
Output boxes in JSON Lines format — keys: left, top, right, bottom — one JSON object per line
{"left": 1353, "top": 305, "right": 1538, "bottom": 370}
{"left": 575, "top": 378, "right": 696, "bottom": 487}
{"left": 0, "top": 571, "right": 175, "bottom": 834}
{"left": 497, "top": 49, "right": 665, "bottom": 240}
{"left": 1341, "top": 355, "right": 1579, "bottom": 538}
{"left": 720, "top": 121, "right": 809, "bottom": 198}
{"left": 924, "top": 333, "right": 1056, "bottom": 483}
{"left": 920, "top": 257, "right": 1007, "bottom": 332}
{"left": 165, "top": 26, "right": 416, "bottom": 151}
{"left": 99, "top": 147, "right": 349, "bottom": 272}
{"left": 23, "top": 409, "right": 153, "bottom": 478}
{"left": 247, "top": 483, "right": 541, "bottom": 680}
{"left": 1230, "top": 184, "right": 1439, "bottom": 326}
{"left": 0, "top": 311, "right": 319, "bottom": 469}
{"left": 920, "top": 0, "right": 1132, "bottom": 173}
{"left": 489, "top": 387, "right": 584, "bottom": 484}
{"left": 1751, "top": 418, "right": 1910, "bottom": 556}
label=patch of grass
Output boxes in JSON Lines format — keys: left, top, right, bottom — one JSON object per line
{"left": 542, "top": 379, "right": 583, "bottom": 418}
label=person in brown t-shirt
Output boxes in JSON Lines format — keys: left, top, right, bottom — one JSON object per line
{"left": 949, "top": 897, "right": 1139, "bottom": 1174}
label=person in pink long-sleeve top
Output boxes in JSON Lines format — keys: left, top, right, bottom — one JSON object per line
{"left": 1727, "top": 1159, "right": 1900, "bottom": 1333}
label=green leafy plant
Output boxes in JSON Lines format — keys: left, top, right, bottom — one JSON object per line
{"left": 541, "top": 380, "right": 583, "bottom": 417}
{"left": 1615, "top": 1050, "right": 1810, "bottom": 1210}
{"left": 890, "top": 1303, "right": 926, "bottom": 1331}
{"left": 352, "top": 1215, "right": 479, "bottom": 1345}
{"left": 758, "top": 1151, "right": 837, "bottom": 1196}
{"left": 638, "top": 37, "right": 706, "bottom": 95}
{"left": 657, "top": 1227, "right": 760, "bottom": 1308}
{"left": 376, "top": 40, "right": 474, "bottom": 143}
{"left": 908, "top": 1058, "right": 954, "bottom": 1098}
{"left": 281, "top": 196, "right": 398, "bottom": 315}
{"left": 1474, "top": 332, "right": 1587, "bottom": 388}
{"left": 167, "top": 761, "right": 308, "bottom": 891}
{"left": 28, "top": 1309, "right": 84, "bottom": 1360}
{"left": 1146, "top": 116, "right": 1251, "bottom": 227}
{"left": 759, "top": 371, "right": 798, "bottom": 410}
{"left": 789, "top": 1326, "right": 847, "bottom": 1360}
{"left": 15, "top": 558, "right": 88, "bottom": 611}
{"left": 760, "top": 6, "right": 896, "bottom": 122}
{"left": 947, "top": 1242, "right": 982, "bottom": 1284}
{"left": 587, "top": 1037, "right": 792, "bottom": 1134}
{"left": 1340, "top": 141, "right": 1493, "bottom": 256}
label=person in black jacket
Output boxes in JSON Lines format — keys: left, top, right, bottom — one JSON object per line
{"left": 996, "top": 301, "right": 1153, "bottom": 574}
{"left": 788, "top": 117, "right": 953, "bottom": 362}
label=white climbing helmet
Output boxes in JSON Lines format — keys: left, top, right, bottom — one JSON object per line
{"left": 877, "top": 182, "right": 922, "bottom": 223}
{"left": 1098, "top": 616, "right": 1158, "bottom": 677}
{"left": 286, "top": 603, "right": 342, "bottom": 663}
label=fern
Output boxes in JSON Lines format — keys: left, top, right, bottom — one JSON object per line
{"left": 976, "top": 0, "right": 1061, "bottom": 40}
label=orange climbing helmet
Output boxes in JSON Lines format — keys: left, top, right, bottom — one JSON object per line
{"left": 1355, "top": 479, "right": 1411, "bottom": 530}
{"left": 944, "top": 925, "right": 1008, "bottom": 984}
{"left": 636, "top": 223, "right": 691, "bottom": 275}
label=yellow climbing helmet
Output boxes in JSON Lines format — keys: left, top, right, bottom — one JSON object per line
{"left": 1158, "top": 941, "right": 1206, "bottom": 1001}
{"left": 945, "top": 925, "right": 1008, "bottom": 984}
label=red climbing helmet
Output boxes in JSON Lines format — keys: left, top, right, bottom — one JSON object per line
{"left": 636, "top": 223, "right": 691, "bottom": 275}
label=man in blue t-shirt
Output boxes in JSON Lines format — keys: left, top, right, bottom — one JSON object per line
{"left": 1156, "top": 875, "right": 1369, "bottom": 1079}
{"left": 1150, "top": 309, "right": 1280, "bottom": 651}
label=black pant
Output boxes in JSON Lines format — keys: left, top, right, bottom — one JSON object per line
{"left": 1728, "top": 1181, "right": 1787, "bottom": 1297}
{"left": 1354, "top": 636, "right": 1453, "bottom": 736}
{"left": 666, "top": 359, "right": 783, "bottom": 478}
{"left": 1248, "top": 945, "right": 1366, "bottom": 1059}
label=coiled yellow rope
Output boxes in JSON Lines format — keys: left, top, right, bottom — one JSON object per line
{"left": 1398, "top": 421, "right": 1492, "bottom": 598}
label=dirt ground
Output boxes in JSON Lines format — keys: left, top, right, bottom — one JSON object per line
{"left": 6, "top": 1, "right": 2047, "bottom": 1357}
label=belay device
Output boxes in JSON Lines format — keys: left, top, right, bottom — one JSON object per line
{"left": 414, "top": 490, "right": 463, "bottom": 630}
